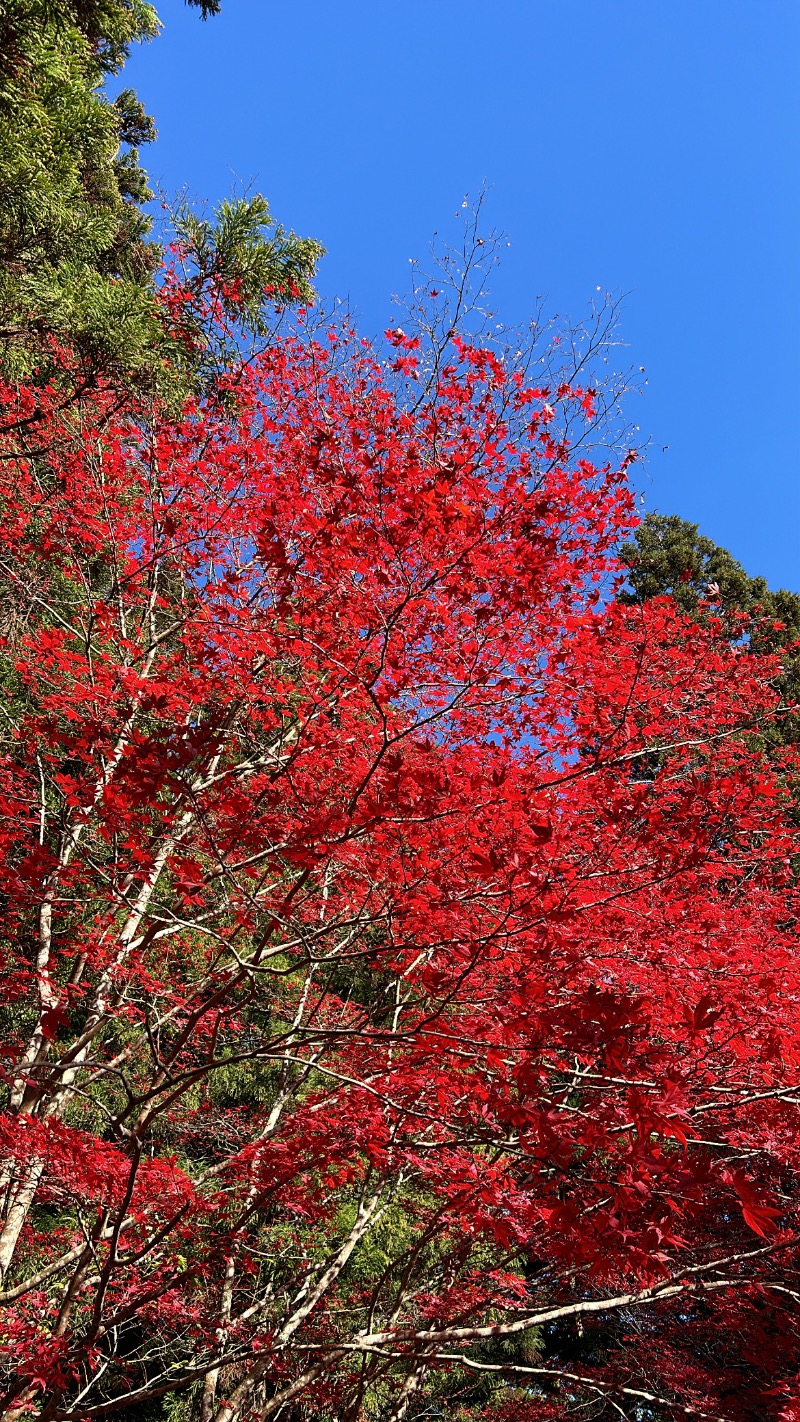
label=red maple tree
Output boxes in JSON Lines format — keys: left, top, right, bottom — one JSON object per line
{"left": 0, "top": 307, "right": 798, "bottom": 1421}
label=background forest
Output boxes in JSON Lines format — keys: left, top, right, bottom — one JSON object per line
{"left": 1, "top": 4, "right": 799, "bottom": 1422}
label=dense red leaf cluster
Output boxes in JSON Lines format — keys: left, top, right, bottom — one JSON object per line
{"left": 0, "top": 326, "right": 798, "bottom": 1421}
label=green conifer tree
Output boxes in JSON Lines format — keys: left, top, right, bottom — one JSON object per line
{"left": 620, "top": 512, "right": 800, "bottom": 748}
{"left": 0, "top": 0, "right": 322, "bottom": 396}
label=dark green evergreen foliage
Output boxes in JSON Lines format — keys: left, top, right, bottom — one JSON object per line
{"left": 620, "top": 513, "right": 800, "bottom": 631}
{"left": 620, "top": 512, "right": 800, "bottom": 746}
{"left": 0, "top": 0, "right": 321, "bottom": 395}
{"left": 0, "top": 1, "right": 162, "bottom": 381}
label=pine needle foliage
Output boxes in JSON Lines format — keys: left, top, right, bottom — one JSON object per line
{"left": 0, "top": 0, "right": 322, "bottom": 397}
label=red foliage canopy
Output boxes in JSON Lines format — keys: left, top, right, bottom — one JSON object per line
{"left": 0, "top": 324, "right": 798, "bottom": 1422}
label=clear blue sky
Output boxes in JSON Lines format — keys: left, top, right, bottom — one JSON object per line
{"left": 125, "top": 0, "right": 800, "bottom": 588}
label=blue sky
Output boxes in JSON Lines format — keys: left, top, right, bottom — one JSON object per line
{"left": 125, "top": 0, "right": 800, "bottom": 588}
